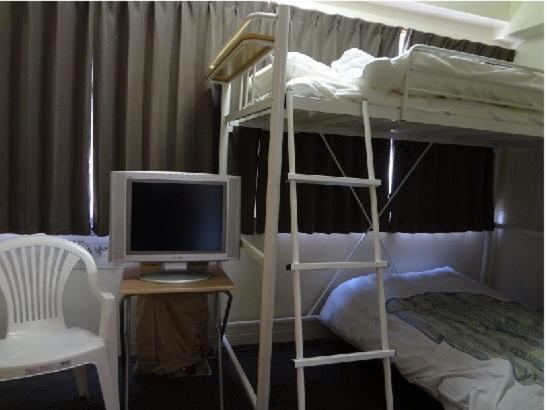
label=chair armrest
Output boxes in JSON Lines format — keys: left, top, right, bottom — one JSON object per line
{"left": 93, "top": 289, "right": 117, "bottom": 340}
{"left": 93, "top": 289, "right": 119, "bottom": 380}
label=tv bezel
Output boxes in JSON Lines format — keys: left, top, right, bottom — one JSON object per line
{"left": 109, "top": 171, "right": 240, "bottom": 263}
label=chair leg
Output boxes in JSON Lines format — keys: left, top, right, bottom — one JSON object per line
{"left": 95, "top": 356, "right": 120, "bottom": 410}
{"left": 73, "top": 366, "right": 89, "bottom": 398}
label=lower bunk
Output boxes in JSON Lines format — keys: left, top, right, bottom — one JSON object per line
{"left": 319, "top": 267, "right": 544, "bottom": 410}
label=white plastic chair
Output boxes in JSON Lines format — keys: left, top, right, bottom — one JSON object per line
{"left": 0, "top": 235, "right": 119, "bottom": 410}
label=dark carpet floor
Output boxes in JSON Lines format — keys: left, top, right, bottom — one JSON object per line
{"left": 0, "top": 338, "right": 442, "bottom": 410}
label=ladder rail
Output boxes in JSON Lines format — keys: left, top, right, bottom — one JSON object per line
{"left": 255, "top": 6, "right": 290, "bottom": 410}
{"left": 362, "top": 100, "right": 394, "bottom": 410}
{"left": 287, "top": 88, "right": 306, "bottom": 410}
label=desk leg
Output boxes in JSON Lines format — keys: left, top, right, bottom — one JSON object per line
{"left": 216, "top": 292, "right": 224, "bottom": 410}
{"left": 121, "top": 296, "right": 131, "bottom": 410}
{"left": 119, "top": 299, "right": 125, "bottom": 409}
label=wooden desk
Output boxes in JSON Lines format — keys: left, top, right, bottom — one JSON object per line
{"left": 119, "top": 264, "right": 235, "bottom": 410}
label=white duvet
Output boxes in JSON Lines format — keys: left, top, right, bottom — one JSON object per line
{"left": 319, "top": 267, "right": 543, "bottom": 410}
{"left": 250, "top": 46, "right": 543, "bottom": 126}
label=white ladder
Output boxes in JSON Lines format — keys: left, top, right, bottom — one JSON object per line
{"left": 286, "top": 88, "right": 395, "bottom": 410}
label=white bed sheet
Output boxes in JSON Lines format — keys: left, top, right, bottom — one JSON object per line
{"left": 250, "top": 50, "right": 543, "bottom": 127}
{"left": 355, "top": 46, "right": 543, "bottom": 110}
{"left": 319, "top": 267, "right": 543, "bottom": 410}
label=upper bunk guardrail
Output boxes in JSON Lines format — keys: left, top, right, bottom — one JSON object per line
{"left": 207, "top": 12, "right": 277, "bottom": 83}
{"left": 228, "top": 43, "right": 543, "bottom": 122}
{"left": 213, "top": 13, "right": 543, "bottom": 140}
{"left": 411, "top": 44, "right": 543, "bottom": 74}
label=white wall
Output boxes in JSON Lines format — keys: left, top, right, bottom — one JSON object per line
{"left": 490, "top": 229, "right": 543, "bottom": 309}
{"left": 224, "top": 231, "right": 485, "bottom": 322}
{"left": 514, "top": 36, "right": 544, "bottom": 69}
{"left": 490, "top": 147, "right": 544, "bottom": 309}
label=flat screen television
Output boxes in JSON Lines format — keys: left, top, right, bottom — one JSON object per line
{"left": 109, "top": 171, "right": 240, "bottom": 283}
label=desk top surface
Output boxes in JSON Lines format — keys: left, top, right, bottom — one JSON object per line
{"left": 119, "top": 264, "right": 235, "bottom": 296}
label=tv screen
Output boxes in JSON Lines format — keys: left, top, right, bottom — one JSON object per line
{"left": 128, "top": 181, "right": 225, "bottom": 253}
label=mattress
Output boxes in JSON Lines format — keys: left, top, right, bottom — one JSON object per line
{"left": 250, "top": 47, "right": 543, "bottom": 127}
{"left": 319, "top": 267, "right": 544, "bottom": 410}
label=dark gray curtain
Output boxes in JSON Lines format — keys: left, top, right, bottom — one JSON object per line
{"left": 92, "top": 1, "right": 402, "bottom": 235}
{"left": 0, "top": 2, "right": 92, "bottom": 234}
{"left": 289, "top": 7, "right": 402, "bottom": 62}
{"left": 92, "top": 1, "right": 276, "bottom": 235}
{"left": 256, "top": 134, "right": 390, "bottom": 234}
{"left": 227, "top": 127, "right": 261, "bottom": 235}
{"left": 254, "top": 10, "right": 402, "bottom": 234}
{"left": 387, "top": 142, "right": 495, "bottom": 233}
{"left": 385, "top": 28, "right": 507, "bottom": 233}
{"left": 403, "top": 29, "right": 515, "bottom": 62}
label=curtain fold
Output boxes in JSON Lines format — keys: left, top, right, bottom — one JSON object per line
{"left": 387, "top": 141, "right": 495, "bottom": 233}
{"left": 92, "top": 1, "right": 274, "bottom": 235}
{"left": 403, "top": 29, "right": 515, "bottom": 62}
{"left": 0, "top": 2, "right": 92, "bottom": 234}
{"left": 227, "top": 127, "right": 261, "bottom": 235}
{"left": 289, "top": 7, "right": 402, "bottom": 62}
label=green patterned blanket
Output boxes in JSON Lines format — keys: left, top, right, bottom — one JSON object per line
{"left": 386, "top": 292, "right": 543, "bottom": 386}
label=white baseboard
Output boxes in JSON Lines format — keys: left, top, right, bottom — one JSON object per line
{"left": 224, "top": 315, "right": 335, "bottom": 346}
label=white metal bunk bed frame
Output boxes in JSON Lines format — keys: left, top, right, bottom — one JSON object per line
{"left": 208, "top": 5, "right": 543, "bottom": 410}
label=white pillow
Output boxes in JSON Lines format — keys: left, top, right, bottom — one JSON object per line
{"left": 331, "top": 48, "right": 376, "bottom": 81}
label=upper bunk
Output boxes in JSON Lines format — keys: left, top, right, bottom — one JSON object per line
{"left": 207, "top": 12, "right": 544, "bottom": 147}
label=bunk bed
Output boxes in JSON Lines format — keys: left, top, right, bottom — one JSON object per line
{"left": 207, "top": 5, "right": 543, "bottom": 410}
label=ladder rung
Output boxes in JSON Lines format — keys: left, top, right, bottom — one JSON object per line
{"left": 288, "top": 261, "right": 388, "bottom": 271}
{"left": 288, "top": 173, "right": 380, "bottom": 187}
{"left": 294, "top": 350, "right": 395, "bottom": 368}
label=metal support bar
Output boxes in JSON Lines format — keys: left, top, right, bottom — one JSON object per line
{"left": 219, "top": 83, "right": 232, "bottom": 175}
{"left": 215, "top": 293, "right": 224, "bottom": 410}
{"left": 286, "top": 88, "right": 306, "bottom": 410}
{"left": 238, "top": 76, "right": 244, "bottom": 110}
{"left": 223, "top": 335, "right": 257, "bottom": 406}
{"left": 120, "top": 297, "right": 131, "bottom": 410}
{"left": 251, "top": 64, "right": 257, "bottom": 104}
{"left": 362, "top": 100, "right": 393, "bottom": 410}
{"left": 220, "top": 291, "right": 233, "bottom": 337}
{"left": 243, "top": 69, "right": 250, "bottom": 107}
{"left": 241, "top": 237, "right": 264, "bottom": 264}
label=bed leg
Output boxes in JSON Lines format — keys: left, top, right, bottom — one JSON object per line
{"left": 383, "top": 357, "right": 394, "bottom": 410}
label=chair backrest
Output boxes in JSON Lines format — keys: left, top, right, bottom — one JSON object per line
{"left": 0, "top": 236, "right": 98, "bottom": 331}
